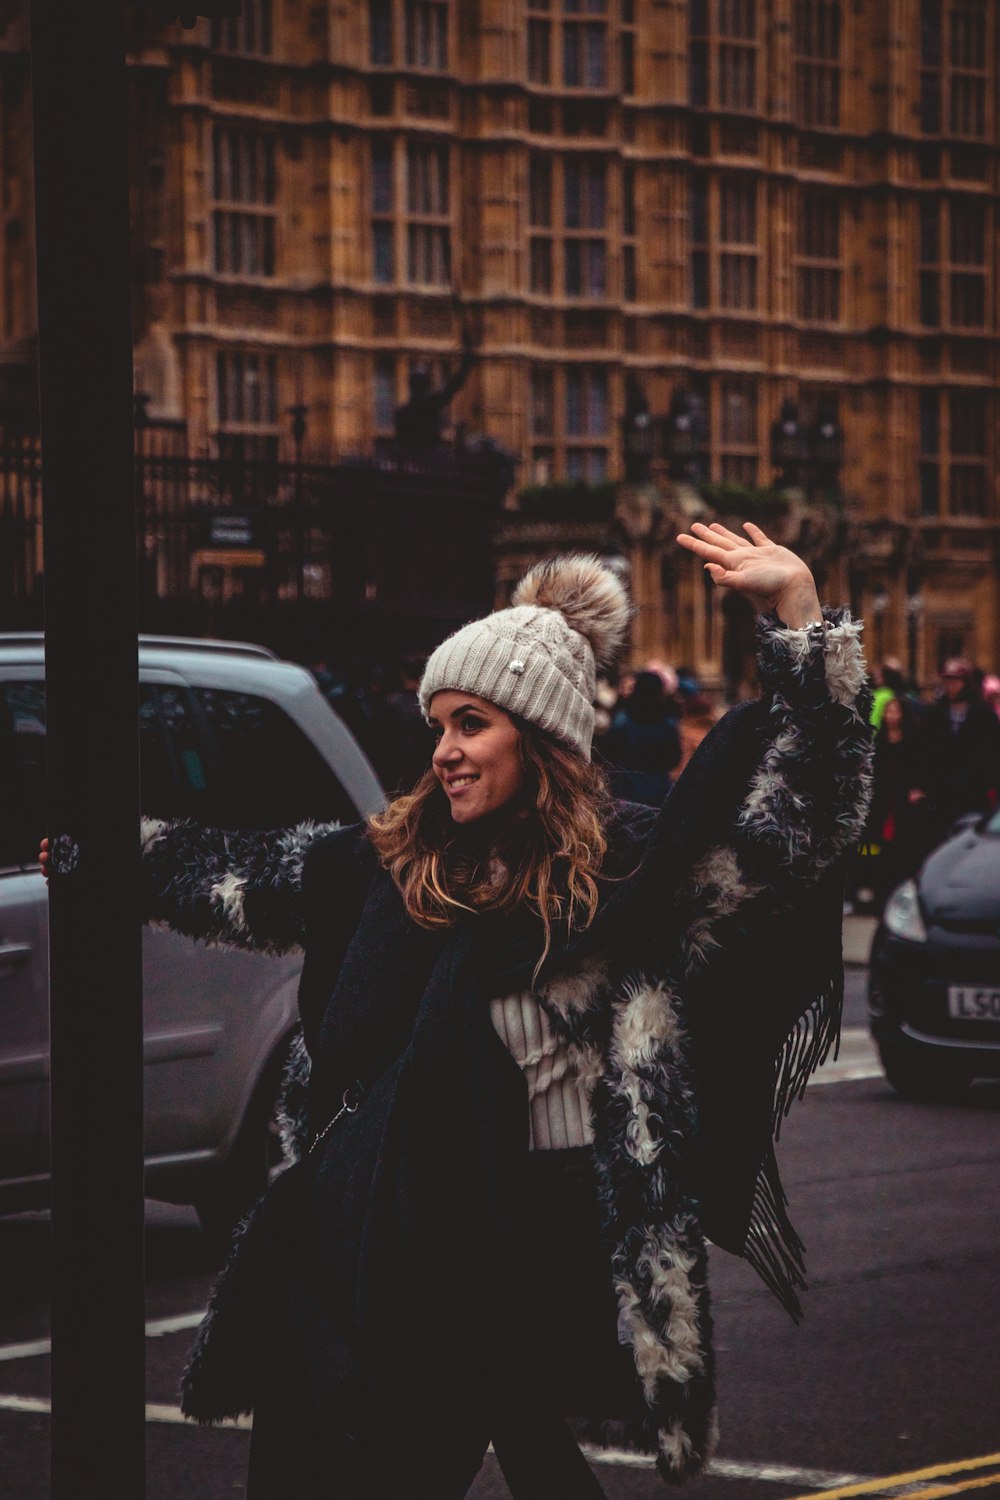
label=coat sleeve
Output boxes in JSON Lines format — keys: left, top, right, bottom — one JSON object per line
{"left": 722, "top": 604, "right": 873, "bottom": 889}
{"left": 669, "top": 606, "right": 871, "bottom": 977}
{"left": 139, "top": 815, "right": 348, "bottom": 955}
{"left": 674, "top": 611, "right": 872, "bottom": 1311}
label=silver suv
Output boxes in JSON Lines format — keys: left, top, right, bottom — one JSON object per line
{"left": 0, "top": 634, "right": 383, "bottom": 1245}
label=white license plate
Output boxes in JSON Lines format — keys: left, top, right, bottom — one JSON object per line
{"left": 948, "top": 986, "right": 1000, "bottom": 1021}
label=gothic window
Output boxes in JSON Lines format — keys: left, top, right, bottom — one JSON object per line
{"left": 916, "top": 388, "right": 988, "bottom": 517}
{"left": 562, "top": 0, "right": 608, "bottom": 89}
{"left": 369, "top": 0, "right": 393, "bottom": 64}
{"left": 211, "top": 127, "right": 277, "bottom": 277}
{"left": 215, "top": 350, "right": 279, "bottom": 463}
{"left": 622, "top": 163, "right": 637, "bottom": 300}
{"left": 689, "top": 176, "right": 709, "bottom": 308}
{"left": 211, "top": 0, "right": 271, "bottom": 55}
{"left": 719, "top": 376, "right": 759, "bottom": 484}
{"left": 796, "top": 188, "right": 841, "bottom": 322}
{"left": 949, "top": 390, "right": 987, "bottom": 515}
{"left": 920, "top": 0, "right": 988, "bottom": 139}
{"left": 918, "top": 389, "right": 940, "bottom": 515}
{"left": 405, "top": 0, "right": 448, "bottom": 70}
{"left": 405, "top": 142, "right": 451, "bottom": 285}
{"left": 371, "top": 138, "right": 396, "bottom": 283}
{"left": 918, "top": 199, "right": 941, "bottom": 325}
{"left": 688, "top": 0, "right": 757, "bottom": 113}
{"left": 527, "top": 365, "right": 609, "bottom": 482}
{"left": 563, "top": 157, "right": 606, "bottom": 297}
{"left": 688, "top": 173, "right": 758, "bottom": 312}
{"left": 528, "top": 1, "right": 553, "bottom": 84}
{"left": 916, "top": 197, "right": 986, "bottom": 329}
{"left": 719, "top": 175, "right": 757, "bottom": 310}
{"left": 950, "top": 1, "right": 987, "bottom": 135}
{"left": 794, "top": 0, "right": 841, "bottom": 128}
{"left": 949, "top": 198, "right": 986, "bottom": 326}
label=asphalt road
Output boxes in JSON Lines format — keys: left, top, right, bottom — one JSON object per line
{"left": 2, "top": 966, "right": 999, "bottom": 1500}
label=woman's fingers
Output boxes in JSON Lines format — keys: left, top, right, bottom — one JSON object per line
{"left": 704, "top": 521, "right": 754, "bottom": 549}
{"left": 690, "top": 521, "right": 739, "bottom": 549}
{"left": 743, "top": 521, "right": 772, "bottom": 544}
{"left": 676, "top": 533, "right": 733, "bottom": 567}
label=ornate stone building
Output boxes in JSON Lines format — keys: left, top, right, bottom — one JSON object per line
{"left": 1, "top": 1, "right": 999, "bottom": 686}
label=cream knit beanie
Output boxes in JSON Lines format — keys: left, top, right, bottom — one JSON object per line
{"left": 418, "top": 555, "right": 631, "bottom": 760}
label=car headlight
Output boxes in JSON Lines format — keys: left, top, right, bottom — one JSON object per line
{"left": 882, "top": 879, "right": 928, "bottom": 943}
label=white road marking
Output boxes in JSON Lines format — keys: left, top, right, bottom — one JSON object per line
{"left": 0, "top": 1397, "right": 872, "bottom": 1488}
{"left": 580, "top": 1446, "right": 870, "bottom": 1487}
{"left": 809, "top": 1028, "right": 882, "bottom": 1087}
{"left": 0, "top": 1309, "right": 206, "bottom": 1364}
{"left": 0, "top": 1394, "right": 250, "bottom": 1429}
{"left": 0, "top": 1338, "right": 50, "bottom": 1363}
{"left": 145, "top": 1310, "right": 207, "bottom": 1337}
{"left": 707, "top": 1459, "right": 872, "bottom": 1488}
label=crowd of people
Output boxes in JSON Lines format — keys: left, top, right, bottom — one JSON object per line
{"left": 857, "top": 654, "right": 1000, "bottom": 912}
{"left": 311, "top": 644, "right": 1000, "bottom": 919}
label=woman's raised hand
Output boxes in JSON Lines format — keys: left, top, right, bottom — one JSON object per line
{"left": 39, "top": 837, "right": 50, "bottom": 883}
{"left": 675, "top": 521, "right": 822, "bottom": 627}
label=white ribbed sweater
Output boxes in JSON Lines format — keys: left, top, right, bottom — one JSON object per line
{"left": 490, "top": 991, "right": 594, "bottom": 1150}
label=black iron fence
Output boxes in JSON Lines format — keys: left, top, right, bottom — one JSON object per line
{"left": 0, "top": 430, "right": 43, "bottom": 625}
{"left": 1, "top": 421, "right": 508, "bottom": 660}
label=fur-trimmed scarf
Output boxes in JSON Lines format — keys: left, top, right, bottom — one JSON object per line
{"left": 139, "top": 608, "right": 873, "bottom": 1484}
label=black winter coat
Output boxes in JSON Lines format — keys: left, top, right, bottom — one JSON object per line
{"left": 141, "top": 609, "right": 873, "bottom": 1484}
{"left": 914, "top": 699, "right": 1000, "bottom": 831}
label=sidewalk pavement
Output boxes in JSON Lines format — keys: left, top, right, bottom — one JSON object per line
{"left": 843, "top": 914, "right": 878, "bottom": 966}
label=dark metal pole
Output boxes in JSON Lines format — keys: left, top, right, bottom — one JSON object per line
{"left": 290, "top": 402, "right": 307, "bottom": 608}
{"left": 30, "top": 4, "right": 145, "bottom": 1496}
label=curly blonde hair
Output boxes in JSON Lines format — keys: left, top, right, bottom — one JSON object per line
{"left": 367, "top": 720, "right": 611, "bottom": 974}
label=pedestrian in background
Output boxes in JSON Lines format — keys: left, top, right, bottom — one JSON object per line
{"left": 601, "top": 668, "right": 681, "bottom": 806}
{"left": 367, "top": 649, "right": 435, "bottom": 795}
{"left": 72, "top": 530, "right": 871, "bottom": 1499}
{"left": 870, "top": 658, "right": 909, "bottom": 732}
{"left": 867, "top": 696, "right": 934, "bottom": 909}
{"left": 912, "top": 657, "right": 1000, "bottom": 840}
{"left": 675, "top": 689, "right": 721, "bottom": 778}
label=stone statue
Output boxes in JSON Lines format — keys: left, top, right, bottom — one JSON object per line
{"left": 394, "top": 346, "right": 476, "bottom": 457}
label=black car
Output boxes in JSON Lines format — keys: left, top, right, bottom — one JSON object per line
{"left": 869, "top": 809, "right": 1000, "bottom": 1100}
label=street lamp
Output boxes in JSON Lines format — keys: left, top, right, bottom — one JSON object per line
{"left": 809, "top": 399, "right": 844, "bottom": 498}
{"left": 771, "top": 398, "right": 807, "bottom": 488}
{"left": 664, "top": 387, "right": 706, "bottom": 482}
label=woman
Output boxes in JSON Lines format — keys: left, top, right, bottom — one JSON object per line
{"left": 69, "top": 523, "right": 870, "bottom": 1497}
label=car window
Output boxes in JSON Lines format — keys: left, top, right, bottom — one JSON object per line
{"left": 139, "top": 684, "right": 214, "bottom": 822}
{"left": 984, "top": 809, "right": 1000, "bottom": 835}
{"left": 192, "top": 687, "right": 356, "bottom": 830}
{"left": 0, "top": 682, "right": 46, "bottom": 867}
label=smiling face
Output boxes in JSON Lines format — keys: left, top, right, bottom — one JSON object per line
{"left": 428, "top": 690, "right": 526, "bottom": 824}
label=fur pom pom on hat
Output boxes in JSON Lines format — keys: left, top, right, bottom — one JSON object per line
{"left": 418, "top": 554, "right": 631, "bottom": 760}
